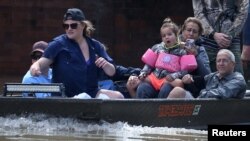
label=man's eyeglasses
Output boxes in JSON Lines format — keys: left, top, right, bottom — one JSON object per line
{"left": 62, "top": 23, "right": 79, "bottom": 30}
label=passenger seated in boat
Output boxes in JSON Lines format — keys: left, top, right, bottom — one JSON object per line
{"left": 167, "top": 49, "right": 247, "bottom": 99}
{"left": 135, "top": 18, "right": 198, "bottom": 98}
{"left": 22, "top": 41, "right": 52, "bottom": 98}
{"left": 29, "top": 8, "right": 124, "bottom": 99}
{"left": 127, "top": 17, "right": 210, "bottom": 98}
{"left": 177, "top": 17, "right": 211, "bottom": 98}
{"left": 98, "top": 65, "right": 141, "bottom": 98}
{"left": 95, "top": 42, "right": 141, "bottom": 98}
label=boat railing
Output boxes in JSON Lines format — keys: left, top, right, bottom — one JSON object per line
{"left": 2, "top": 83, "right": 65, "bottom": 97}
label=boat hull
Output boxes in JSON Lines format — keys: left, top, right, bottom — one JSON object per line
{"left": 0, "top": 97, "right": 249, "bottom": 129}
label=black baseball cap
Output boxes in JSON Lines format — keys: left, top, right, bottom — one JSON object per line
{"left": 63, "top": 8, "right": 85, "bottom": 21}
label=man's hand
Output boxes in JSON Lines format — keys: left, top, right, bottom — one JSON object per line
{"left": 214, "top": 32, "right": 232, "bottom": 48}
{"left": 182, "top": 74, "right": 194, "bottom": 84}
{"left": 127, "top": 75, "right": 141, "bottom": 89}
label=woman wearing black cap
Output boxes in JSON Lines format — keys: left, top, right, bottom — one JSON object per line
{"left": 30, "top": 8, "right": 124, "bottom": 99}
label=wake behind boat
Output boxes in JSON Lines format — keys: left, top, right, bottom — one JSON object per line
{"left": 1, "top": 83, "right": 250, "bottom": 130}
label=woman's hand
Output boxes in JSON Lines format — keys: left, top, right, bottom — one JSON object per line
{"left": 186, "top": 47, "right": 198, "bottom": 56}
{"left": 95, "top": 57, "right": 115, "bottom": 76}
{"left": 138, "top": 72, "right": 147, "bottom": 80}
{"left": 184, "top": 39, "right": 198, "bottom": 55}
{"left": 95, "top": 57, "right": 109, "bottom": 68}
{"left": 30, "top": 62, "right": 42, "bottom": 76}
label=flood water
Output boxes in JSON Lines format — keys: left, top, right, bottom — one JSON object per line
{"left": 0, "top": 114, "right": 207, "bottom": 141}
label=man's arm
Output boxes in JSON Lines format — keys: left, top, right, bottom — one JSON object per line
{"left": 30, "top": 57, "right": 52, "bottom": 76}
{"left": 192, "top": 0, "right": 214, "bottom": 36}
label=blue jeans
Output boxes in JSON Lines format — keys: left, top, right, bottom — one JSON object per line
{"left": 136, "top": 82, "right": 173, "bottom": 98}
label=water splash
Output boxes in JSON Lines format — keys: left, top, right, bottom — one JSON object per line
{"left": 0, "top": 114, "right": 207, "bottom": 140}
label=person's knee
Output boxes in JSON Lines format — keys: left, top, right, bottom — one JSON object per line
{"left": 170, "top": 79, "right": 184, "bottom": 88}
{"left": 167, "top": 87, "right": 186, "bottom": 99}
{"left": 115, "top": 91, "right": 125, "bottom": 99}
{"left": 136, "top": 82, "right": 154, "bottom": 98}
{"left": 97, "top": 89, "right": 124, "bottom": 99}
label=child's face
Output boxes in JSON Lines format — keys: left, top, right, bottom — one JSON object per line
{"left": 161, "top": 27, "right": 177, "bottom": 47}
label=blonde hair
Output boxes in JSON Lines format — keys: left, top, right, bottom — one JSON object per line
{"left": 161, "top": 18, "right": 179, "bottom": 37}
{"left": 82, "top": 20, "right": 95, "bottom": 37}
{"left": 180, "top": 17, "right": 203, "bottom": 36}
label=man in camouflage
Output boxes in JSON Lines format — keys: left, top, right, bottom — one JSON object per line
{"left": 192, "top": 0, "right": 249, "bottom": 74}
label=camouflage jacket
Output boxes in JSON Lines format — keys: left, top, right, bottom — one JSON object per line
{"left": 192, "top": 0, "right": 249, "bottom": 38}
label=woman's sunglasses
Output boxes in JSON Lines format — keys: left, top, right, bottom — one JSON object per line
{"left": 31, "top": 52, "right": 43, "bottom": 60}
{"left": 62, "top": 23, "right": 79, "bottom": 30}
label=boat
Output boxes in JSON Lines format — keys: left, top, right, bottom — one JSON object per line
{"left": 0, "top": 83, "right": 250, "bottom": 129}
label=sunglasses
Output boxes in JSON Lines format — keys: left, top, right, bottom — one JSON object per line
{"left": 31, "top": 52, "right": 43, "bottom": 60}
{"left": 31, "top": 55, "right": 42, "bottom": 60}
{"left": 62, "top": 23, "right": 79, "bottom": 30}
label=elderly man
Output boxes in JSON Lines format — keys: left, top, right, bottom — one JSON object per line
{"left": 167, "top": 49, "right": 246, "bottom": 99}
